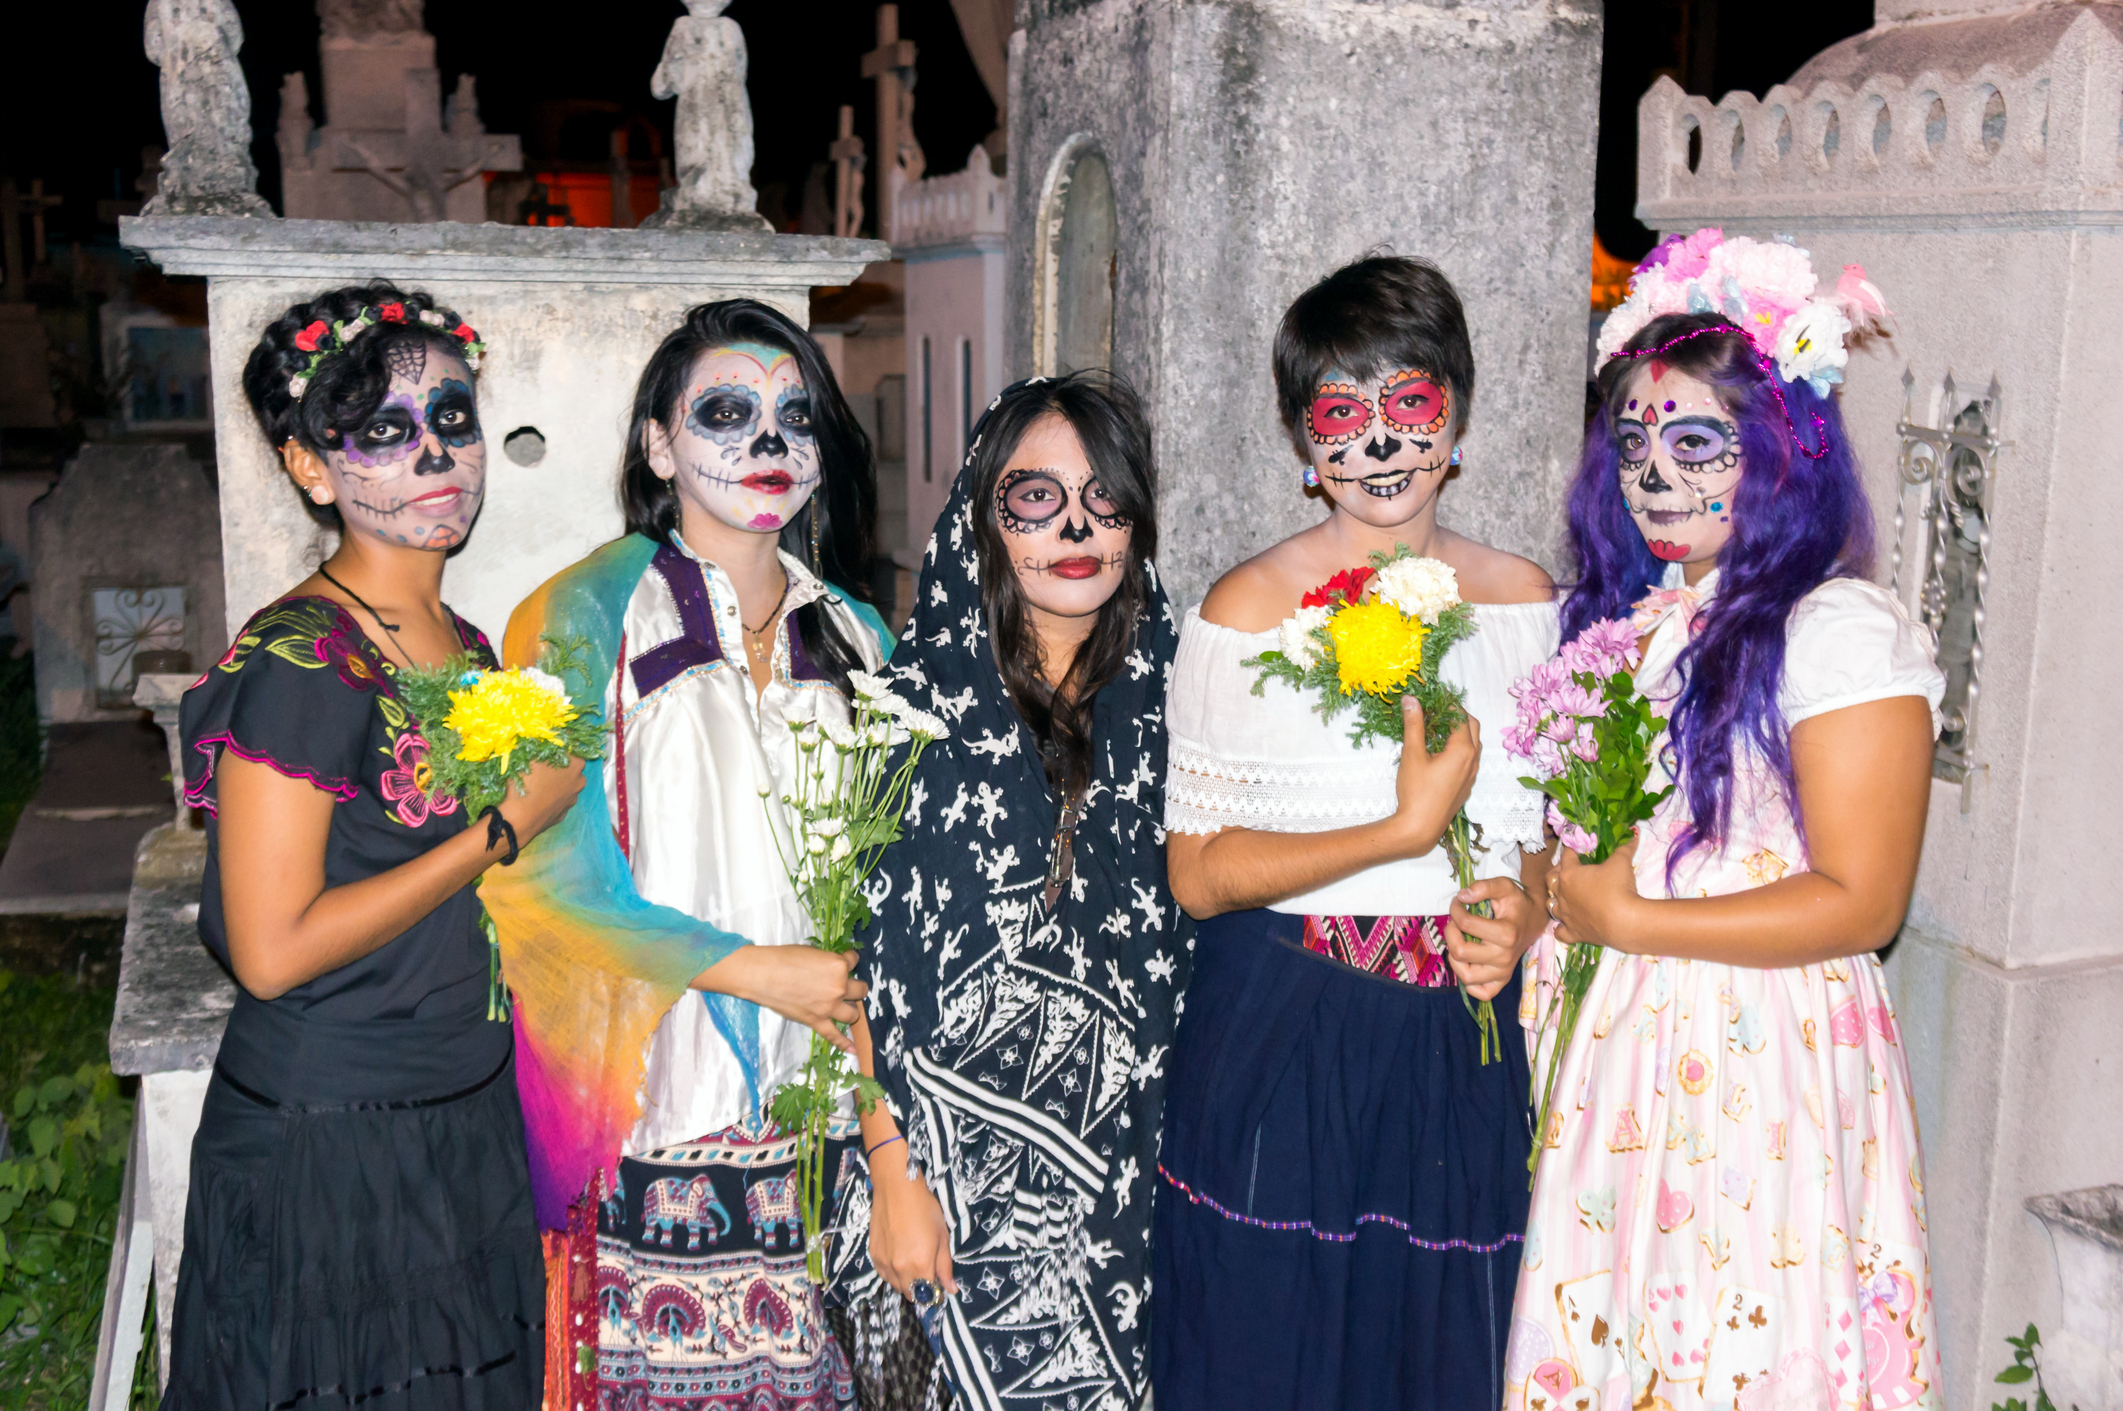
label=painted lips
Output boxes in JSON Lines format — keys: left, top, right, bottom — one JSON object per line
{"left": 1048, "top": 557, "right": 1104, "bottom": 580}
{"left": 742, "top": 471, "right": 794, "bottom": 494}
{"left": 1648, "top": 539, "right": 1692, "bottom": 561}
{"left": 409, "top": 487, "right": 470, "bottom": 514}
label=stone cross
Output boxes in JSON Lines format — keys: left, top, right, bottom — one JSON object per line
{"left": 0, "top": 180, "right": 65, "bottom": 303}
{"left": 861, "top": 4, "right": 923, "bottom": 243}
{"left": 339, "top": 69, "right": 506, "bottom": 222}
{"left": 642, "top": 0, "right": 771, "bottom": 232}
{"left": 140, "top": 0, "right": 272, "bottom": 217}
{"left": 830, "top": 104, "right": 866, "bottom": 239}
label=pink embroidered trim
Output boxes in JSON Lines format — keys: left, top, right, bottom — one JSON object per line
{"left": 184, "top": 732, "right": 361, "bottom": 817}
{"left": 1158, "top": 1165, "right": 1525, "bottom": 1254}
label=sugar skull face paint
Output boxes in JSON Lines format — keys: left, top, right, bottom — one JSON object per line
{"left": 1304, "top": 366, "right": 1456, "bottom": 522}
{"left": 322, "top": 348, "right": 486, "bottom": 551}
{"left": 662, "top": 343, "right": 820, "bottom": 535}
{"left": 996, "top": 414, "right": 1132, "bottom": 624}
{"left": 1616, "top": 365, "right": 1743, "bottom": 566}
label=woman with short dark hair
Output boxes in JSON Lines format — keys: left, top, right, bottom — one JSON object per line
{"left": 480, "top": 298, "right": 892, "bottom": 1409}
{"left": 837, "top": 374, "right": 1192, "bottom": 1411}
{"left": 1152, "top": 255, "right": 1558, "bottom": 1410}
{"left": 165, "top": 282, "right": 584, "bottom": 1409}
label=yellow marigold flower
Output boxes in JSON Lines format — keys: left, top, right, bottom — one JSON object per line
{"left": 1327, "top": 599, "right": 1428, "bottom": 697}
{"left": 443, "top": 670, "right": 578, "bottom": 770}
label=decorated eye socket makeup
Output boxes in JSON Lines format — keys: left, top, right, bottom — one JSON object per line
{"left": 423, "top": 379, "right": 480, "bottom": 449}
{"left": 688, "top": 385, "right": 763, "bottom": 445}
{"left": 1378, "top": 370, "right": 1449, "bottom": 436}
{"left": 1659, "top": 418, "right": 1734, "bottom": 465}
{"left": 1307, "top": 383, "right": 1374, "bottom": 446}
{"left": 996, "top": 468, "right": 1129, "bottom": 534}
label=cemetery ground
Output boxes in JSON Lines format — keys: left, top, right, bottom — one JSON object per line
{"left": 0, "top": 654, "right": 152, "bottom": 1409}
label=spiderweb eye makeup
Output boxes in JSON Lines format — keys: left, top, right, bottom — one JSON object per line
{"left": 1308, "top": 383, "right": 1374, "bottom": 446}
{"left": 1378, "top": 371, "right": 1449, "bottom": 436}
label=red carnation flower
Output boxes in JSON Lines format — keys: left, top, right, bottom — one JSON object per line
{"left": 1300, "top": 566, "right": 1373, "bottom": 609}
{"left": 294, "top": 320, "right": 330, "bottom": 353}
{"left": 377, "top": 302, "right": 406, "bottom": 322}
{"left": 452, "top": 322, "right": 477, "bottom": 343}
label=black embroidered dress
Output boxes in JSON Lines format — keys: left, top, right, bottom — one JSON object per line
{"left": 162, "top": 596, "right": 544, "bottom": 1411}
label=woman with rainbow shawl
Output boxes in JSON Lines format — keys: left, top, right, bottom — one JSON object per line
{"left": 482, "top": 300, "right": 891, "bottom": 1410}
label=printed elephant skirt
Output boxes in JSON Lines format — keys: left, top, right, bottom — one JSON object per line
{"left": 595, "top": 1120, "right": 863, "bottom": 1409}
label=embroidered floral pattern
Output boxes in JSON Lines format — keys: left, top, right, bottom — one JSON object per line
{"left": 379, "top": 728, "right": 456, "bottom": 828}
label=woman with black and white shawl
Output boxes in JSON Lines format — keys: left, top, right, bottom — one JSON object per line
{"left": 835, "top": 374, "right": 1190, "bottom": 1411}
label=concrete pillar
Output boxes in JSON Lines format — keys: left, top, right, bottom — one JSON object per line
{"left": 1636, "top": 10, "right": 2123, "bottom": 1406}
{"left": 1005, "top": 0, "right": 1604, "bottom": 607}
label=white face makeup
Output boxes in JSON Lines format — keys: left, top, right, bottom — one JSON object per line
{"left": 1305, "top": 367, "right": 1455, "bottom": 525}
{"left": 996, "top": 415, "right": 1133, "bottom": 623}
{"left": 1615, "top": 363, "right": 1744, "bottom": 567}
{"left": 322, "top": 342, "right": 485, "bottom": 551}
{"left": 655, "top": 342, "right": 820, "bottom": 536}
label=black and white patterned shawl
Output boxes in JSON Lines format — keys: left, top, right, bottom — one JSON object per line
{"left": 845, "top": 393, "right": 1191, "bottom": 1411}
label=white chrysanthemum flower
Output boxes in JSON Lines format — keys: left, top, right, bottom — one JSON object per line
{"left": 864, "top": 723, "right": 891, "bottom": 747}
{"left": 900, "top": 707, "right": 949, "bottom": 740}
{"left": 1371, "top": 556, "right": 1461, "bottom": 624}
{"left": 821, "top": 719, "right": 859, "bottom": 750}
{"left": 829, "top": 836, "right": 852, "bottom": 863}
{"left": 847, "top": 668, "right": 891, "bottom": 700}
{"left": 1774, "top": 300, "right": 1851, "bottom": 390}
{"left": 518, "top": 665, "right": 569, "bottom": 701}
{"left": 1278, "top": 605, "right": 1331, "bottom": 668}
{"left": 805, "top": 834, "right": 828, "bottom": 855}
{"left": 809, "top": 816, "right": 845, "bottom": 838}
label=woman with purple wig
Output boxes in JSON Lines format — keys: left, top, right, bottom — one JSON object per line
{"left": 1509, "top": 232, "right": 1945, "bottom": 1411}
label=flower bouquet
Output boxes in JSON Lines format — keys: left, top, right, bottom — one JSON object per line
{"left": 1501, "top": 619, "right": 1672, "bottom": 1175}
{"left": 765, "top": 670, "right": 949, "bottom": 1281}
{"left": 1245, "top": 546, "right": 1503, "bottom": 1062}
{"left": 396, "top": 637, "right": 610, "bottom": 1017}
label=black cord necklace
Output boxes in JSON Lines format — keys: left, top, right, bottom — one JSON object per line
{"left": 319, "top": 563, "right": 414, "bottom": 670}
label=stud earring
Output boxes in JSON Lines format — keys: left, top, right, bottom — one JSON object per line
{"left": 1302, "top": 466, "right": 1320, "bottom": 488}
{"left": 308, "top": 486, "right": 328, "bottom": 504}
{"left": 1449, "top": 446, "right": 1463, "bottom": 467}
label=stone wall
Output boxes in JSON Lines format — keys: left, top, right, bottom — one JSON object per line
{"left": 27, "top": 443, "right": 226, "bottom": 725}
{"left": 1006, "top": 0, "right": 1604, "bottom": 607}
{"left": 120, "top": 218, "right": 887, "bottom": 642}
{"left": 1636, "top": 10, "right": 2123, "bottom": 1405}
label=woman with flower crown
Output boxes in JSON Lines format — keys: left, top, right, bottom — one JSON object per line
{"left": 1152, "top": 255, "right": 1560, "bottom": 1411}
{"left": 165, "top": 283, "right": 585, "bottom": 1409}
{"left": 478, "top": 299, "right": 893, "bottom": 1410}
{"left": 1509, "top": 231, "right": 1943, "bottom": 1411}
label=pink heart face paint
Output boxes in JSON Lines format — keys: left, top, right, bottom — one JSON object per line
{"left": 1304, "top": 366, "right": 1456, "bottom": 523}
{"left": 1616, "top": 366, "right": 1743, "bottom": 567}
{"left": 670, "top": 343, "right": 820, "bottom": 535}
{"left": 996, "top": 414, "right": 1132, "bottom": 624}
{"left": 324, "top": 345, "right": 486, "bottom": 551}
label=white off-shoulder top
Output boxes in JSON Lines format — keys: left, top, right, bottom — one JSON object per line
{"left": 1165, "top": 599, "right": 1561, "bottom": 916}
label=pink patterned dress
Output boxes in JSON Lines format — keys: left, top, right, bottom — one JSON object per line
{"left": 1507, "top": 568, "right": 1946, "bottom": 1411}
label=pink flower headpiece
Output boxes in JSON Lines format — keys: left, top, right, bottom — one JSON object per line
{"left": 1595, "top": 228, "right": 1891, "bottom": 399}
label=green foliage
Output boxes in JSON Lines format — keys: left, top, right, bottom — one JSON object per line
{"left": 393, "top": 635, "right": 610, "bottom": 817}
{"left": 1992, "top": 1324, "right": 2076, "bottom": 1411}
{"left": 1247, "top": 598, "right": 1476, "bottom": 755}
{"left": 0, "top": 971, "right": 132, "bottom": 1410}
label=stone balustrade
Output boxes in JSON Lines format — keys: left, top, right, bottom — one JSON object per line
{"left": 895, "top": 147, "right": 1008, "bottom": 250}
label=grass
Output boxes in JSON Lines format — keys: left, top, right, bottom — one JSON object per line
{"left": 0, "top": 970, "right": 138, "bottom": 1411}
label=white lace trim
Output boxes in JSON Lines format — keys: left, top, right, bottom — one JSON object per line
{"left": 1166, "top": 740, "right": 1549, "bottom": 848}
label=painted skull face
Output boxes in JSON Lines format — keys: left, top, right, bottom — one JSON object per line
{"left": 324, "top": 341, "right": 485, "bottom": 551}
{"left": 1615, "top": 364, "right": 1743, "bottom": 566}
{"left": 1305, "top": 367, "right": 1455, "bottom": 523}
{"left": 667, "top": 343, "right": 820, "bottom": 535}
{"left": 996, "top": 414, "right": 1132, "bottom": 624}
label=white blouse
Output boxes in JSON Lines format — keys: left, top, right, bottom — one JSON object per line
{"left": 607, "top": 540, "right": 884, "bottom": 1156}
{"left": 1165, "top": 599, "right": 1560, "bottom": 916}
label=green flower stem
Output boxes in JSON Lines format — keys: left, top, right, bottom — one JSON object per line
{"left": 1442, "top": 810, "right": 1500, "bottom": 1066}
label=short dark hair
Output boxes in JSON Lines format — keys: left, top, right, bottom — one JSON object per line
{"left": 241, "top": 281, "right": 476, "bottom": 527}
{"left": 1272, "top": 254, "right": 1475, "bottom": 451}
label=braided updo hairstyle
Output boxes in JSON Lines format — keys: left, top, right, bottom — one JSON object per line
{"left": 241, "top": 281, "right": 479, "bottom": 526}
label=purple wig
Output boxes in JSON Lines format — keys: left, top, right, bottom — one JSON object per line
{"left": 1560, "top": 313, "right": 1876, "bottom": 884}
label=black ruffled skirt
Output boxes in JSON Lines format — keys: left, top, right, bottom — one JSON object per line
{"left": 160, "top": 993, "right": 544, "bottom": 1410}
{"left": 1152, "top": 909, "right": 1533, "bottom": 1411}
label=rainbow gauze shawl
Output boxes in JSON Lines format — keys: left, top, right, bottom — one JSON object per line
{"left": 484, "top": 533, "right": 889, "bottom": 1230}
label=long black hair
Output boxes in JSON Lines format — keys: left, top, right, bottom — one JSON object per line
{"left": 241, "top": 281, "right": 479, "bottom": 527}
{"left": 619, "top": 298, "right": 878, "bottom": 696}
{"left": 967, "top": 372, "right": 1158, "bottom": 798}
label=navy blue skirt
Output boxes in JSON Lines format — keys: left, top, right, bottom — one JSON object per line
{"left": 1151, "top": 908, "right": 1532, "bottom": 1411}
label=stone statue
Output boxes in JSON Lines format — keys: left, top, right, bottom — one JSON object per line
{"left": 318, "top": 0, "right": 425, "bottom": 40}
{"left": 643, "top": 0, "right": 770, "bottom": 232}
{"left": 141, "top": 0, "right": 272, "bottom": 217}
